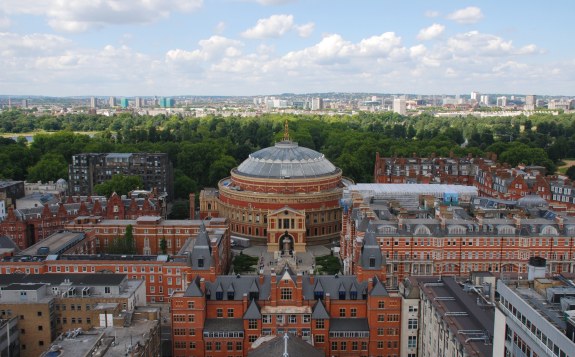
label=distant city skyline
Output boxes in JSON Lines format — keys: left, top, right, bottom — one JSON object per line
{"left": 1, "top": 1, "right": 574, "bottom": 96}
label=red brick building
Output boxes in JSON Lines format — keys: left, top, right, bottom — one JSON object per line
{"left": 341, "top": 184, "right": 575, "bottom": 289}
{"left": 375, "top": 154, "right": 575, "bottom": 216}
{"left": 373, "top": 152, "right": 476, "bottom": 185}
{"left": 200, "top": 126, "right": 351, "bottom": 251}
{"left": 171, "top": 270, "right": 401, "bottom": 357}
{"left": 0, "top": 222, "right": 230, "bottom": 303}
{"left": 0, "top": 192, "right": 164, "bottom": 249}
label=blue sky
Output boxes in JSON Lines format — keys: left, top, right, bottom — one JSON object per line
{"left": 1, "top": 0, "right": 573, "bottom": 96}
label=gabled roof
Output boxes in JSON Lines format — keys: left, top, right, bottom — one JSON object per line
{"left": 216, "top": 282, "right": 224, "bottom": 293}
{"left": 303, "top": 275, "right": 368, "bottom": 300}
{"left": 243, "top": 299, "right": 261, "bottom": 319}
{"left": 184, "top": 276, "right": 203, "bottom": 297}
{"left": 311, "top": 299, "right": 329, "bottom": 319}
{"left": 189, "top": 222, "right": 212, "bottom": 270}
{"left": 313, "top": 280, "right": 324, "bottom": 292}
{"left": 279, "top": 266, "right": 296, "bottom": 285}
{"left": 357, "top": 214, "right": 371, "bottom": 232}
{"left": 360, "top": 229, "right": 384, "bottom": 270}
{"left": 369, "top": 276, "right": 389, "bottom": 297}
{"left": 249, "top": 280, "right": 259, "bottom": 293}
{"left": 205, "top": 275, "right": 271, "bottom": 301}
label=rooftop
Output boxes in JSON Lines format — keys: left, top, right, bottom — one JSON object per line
{"left": 235, "top": 140, "right": 339, "bottom": 179}
{"left": 413, "top": 276, "right": 494, "bottom": 357}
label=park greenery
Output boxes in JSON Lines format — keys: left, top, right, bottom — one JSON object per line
{"left": 315, "top": 255, "right": 342, "bottom": 275}
{"left": 232, "top": 253, "right": 259, "bottom": 274}
{"left": 105, "top": 224, "right": 136, "bottom": 254}
{"left": 1, "top": 109, "right": 575, "bottom": 200}
{"left": 93, "top": 174, "right": 144, "bottom": 197}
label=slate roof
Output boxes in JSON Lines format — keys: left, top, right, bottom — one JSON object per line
{"left": 189, "top": 222, "right": 212, "bottom": 270}
{"left": 204, "top": 318, "right": 243, "bottom": 332}
{"left": 311, "top": 299, "right": 329, "bottom": 319}
{"left": 302, "top": 275, "right": 368, "bottom": 300}
{"left": 243, "top": 300, "right": 261, "bottom": 319}
{"left": 360, "top": 228, "right": 384, "bottom": 270}
{"left": 203, "top": 275, "right": 271, "bottom": 300}
{"left": 0, "top": 273, "right": 126, "bottom": 287}
{"left": 0, "top": 236, "right": 19, "bottom": 251}
{"left": 329, "top": 318, "right": 369, "bottom": 332}
{"left": 183, "top": 276, "right": 203, "bottom": 297}
{"left": 3, "top": 283, "right": 46, "bottom": 290}
{"left": 248, "top": 334, "right": 323, "bottom": 357}
{"left": 370, "top": 276, "right": 389, "bottom": 297}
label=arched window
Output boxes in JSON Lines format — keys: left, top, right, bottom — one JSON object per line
{"left": 540, "top": 225, "right": 558, "bottom": 236}
{"left": 414, "top": 225, "right": 431, "bottom": 236}
{"left": 497, "top": 225, "right": 516, "bottom": 235}
{"left": 447, "top": 225, "right": 466, "bottom": 235}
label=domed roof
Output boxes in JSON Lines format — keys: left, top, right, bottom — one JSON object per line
{"left": 235, "top": 141, "right": 338, "bottom": 179}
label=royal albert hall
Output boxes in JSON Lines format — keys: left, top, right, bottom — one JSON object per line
{"left": 200, "top": 126, "right": 351, "bottom": 252}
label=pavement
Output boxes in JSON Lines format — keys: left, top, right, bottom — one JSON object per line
{"left": 233, "top": 245, "right": 332, "bottom": 275}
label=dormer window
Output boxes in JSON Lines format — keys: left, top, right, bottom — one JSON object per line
{"left": 198, "top": 258, "right": 204, "bottom": 268}
{"left": 369, "top": 257, "right": 376, "bottom": 268}
{"left": 227, "top": 291, "right": 234, "bottom": 300}
{"left": 314, "top": 291, "right": 324, "bottom": 300}
{"left": 216, "top": 291, "right": 223, "bottom": 300}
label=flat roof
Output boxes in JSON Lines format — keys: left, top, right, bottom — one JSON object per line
{"left": 348, "top": 183, "right": 478, "bottom": 195}
{"left": 19, "top": 231, "right": 85, "bottom": 256}
{"left": 415, "top": 276, "right": 494, "bottom": 357}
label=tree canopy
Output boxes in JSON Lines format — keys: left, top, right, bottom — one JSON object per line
{"left": 1, "top": 109, "right": 574, "bottom": 199}
{"left": 94, "top": 175, "right": 144, "bottom": 197}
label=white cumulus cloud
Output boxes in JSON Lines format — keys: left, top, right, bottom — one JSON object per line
{"left": 445, "top": 31, "right": 538, "bottom": 57}
{"left": 0, "top": 0, "right": 203, "bottom": 32}
{"left": 166, "top": 35, "right": 243, "bottom": 63}
{"left": 0, "top": 32, "right": 72, "bottom": 57}
{"left": 296, "top": 22, "right": 314, "bottom": 38}
{"left": 447, "top": 6, "right": 483, "bottom": 24}
{"left": 241, "top": 14, "right": 313, "bottom": 39}
{"left": 417, "top": 23, "right": 445, "bottom": 41}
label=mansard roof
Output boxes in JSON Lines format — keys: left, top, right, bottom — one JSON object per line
{"left": 303, "top": 275, "right": 368, "bottom": 300}
{"left": 330, "top": 318, "right": 369, "bottom": 332}
{"left": 204, "top": 318, "right": 243, "bottom": 332}
{"left": 204, "top": 275, "right": 271, "bottom": 300}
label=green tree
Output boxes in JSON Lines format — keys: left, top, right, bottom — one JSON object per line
{"left": 94, "top": 175, "right": 143, "bottom": 197}
{"left": 565, "top": 166, "right": 575, "bottom": 180}
{"left": 27, "top": 153, "right": 68, "bottom": 183}
{"left": 169, "top": 200, "right": 190, "bottom": 219}
{"left": 106, "top": 224, "right": 136, "bottom": 254}
{"left": 174, "top": 170, "right": 198, "bottom": 200}
{"left": 160, "top": 238, "right": 167, "bottom": 255}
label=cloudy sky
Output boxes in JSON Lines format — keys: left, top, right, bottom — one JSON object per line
{"left": 1, "top": 0, "right": 574, "bottom": 96}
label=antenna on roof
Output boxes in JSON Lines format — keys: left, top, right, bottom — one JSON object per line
{"left": 283, "top": 120, "right": 290, "bottom": 141}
